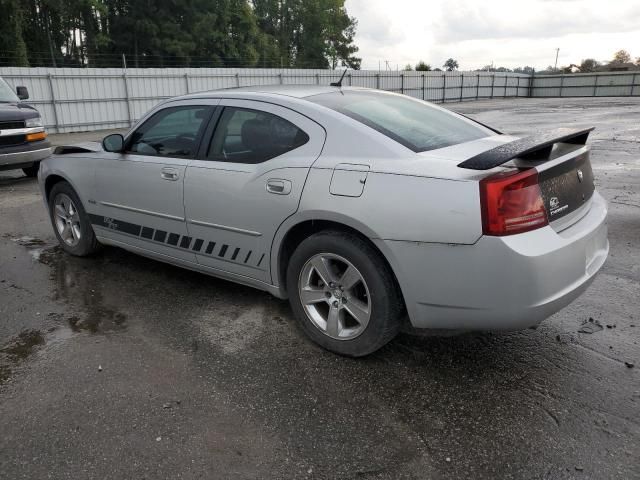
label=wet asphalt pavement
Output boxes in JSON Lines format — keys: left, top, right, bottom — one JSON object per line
{"left": 0, "top": 97, "right": 638, "bottom": 479}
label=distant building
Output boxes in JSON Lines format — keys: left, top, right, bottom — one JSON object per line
{"left": 597, "top": 62, "right": 640, "bottom": 72}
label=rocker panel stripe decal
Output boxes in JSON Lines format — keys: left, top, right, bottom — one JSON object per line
{"left": 89, "top": 214, "right": 264, "bottom": 269}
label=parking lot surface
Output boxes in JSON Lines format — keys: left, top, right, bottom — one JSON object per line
{"left": 1, "top": 97, "right": 638, "bottom": 479}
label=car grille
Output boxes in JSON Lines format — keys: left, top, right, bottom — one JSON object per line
{"left": 0, "top": 120, "right": 25, "bottom": 130}
{"left": 0, "top": 135, "right": 26, "bottom": 147}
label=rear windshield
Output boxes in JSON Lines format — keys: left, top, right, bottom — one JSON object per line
{"left": 307, "top": 90, "right": 492, "bottom": 152}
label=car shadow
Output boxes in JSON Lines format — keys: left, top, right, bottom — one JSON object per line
{"left": 0, "top": 173, "right": 34, "bottom": 187}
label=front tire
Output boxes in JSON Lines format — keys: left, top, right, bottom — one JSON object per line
{"left": 22, "top": 162, "right": 39, "bottom": 177}
{"left": 48, "top": 181, "right": 100, "bottom": 256}
{"left": 286, "top": 231, "right": 404, "bottom": 357}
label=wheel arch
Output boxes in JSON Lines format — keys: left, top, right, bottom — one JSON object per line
{"left": 42, "top": 168, "right": 88, "bottom": 207}
{"left": 44, "top": 173, "right": 69, "bottom": 200}
{"left": 271, "top": 211, "right": 407, "bottom": 307}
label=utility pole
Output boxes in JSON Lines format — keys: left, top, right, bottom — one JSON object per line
{"left": 554, "top": 48, "right": 560, "bottom": 71}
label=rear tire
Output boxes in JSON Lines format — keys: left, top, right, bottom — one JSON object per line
{"left": 48, "top": 181, "right": 101, "bottom": 256}
{"left": 286, "top": 230, "right": 404, "bottom": 357}
{"left": 22, "top": 163, "right": 39, "bottom": 177}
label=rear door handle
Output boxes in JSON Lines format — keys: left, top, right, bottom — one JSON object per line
{"left": 266, "top": 179, "right": 292, "bottom": 195}
{"left": 161, "top": 168, "right": 179, "bottom": 181}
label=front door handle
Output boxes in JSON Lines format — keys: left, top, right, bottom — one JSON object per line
{"left": 161, "top": 168, "right": 179, "bottom": 181}
{"left": 266, "top": 179, "right": 292, "bottom": 195}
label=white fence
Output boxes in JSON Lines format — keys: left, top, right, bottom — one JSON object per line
{"left": 0, "top": 67, "right": 531, "bottom": 133}
{"left": 0, "top": 67, "right": 637, "bottom": 134}
{"left": 532, "top": 71, "right": 640, "bottom": 98}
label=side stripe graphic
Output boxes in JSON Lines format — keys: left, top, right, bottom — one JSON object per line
{"left": 90, "top": 214, "right": 265, "bottom": 269}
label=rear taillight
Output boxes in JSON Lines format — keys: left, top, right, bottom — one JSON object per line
{"left": 479, "top": 168, "right": 548, "bottom": 236}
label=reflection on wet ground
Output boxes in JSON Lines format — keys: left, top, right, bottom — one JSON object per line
{"left": 0, "top": 329, "right": 46, "bottom": 385}
{"left": 0, "top": 329, "right": 45, "bottom": 360}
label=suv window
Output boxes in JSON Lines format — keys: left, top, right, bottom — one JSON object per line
{"left": 307, "top": 90, "right": 492, "bottom": 152}
{"left": 127, "top": 106, "right": 212, "bottom": 158}
{"left": 0, "top": 77, "right": 19, "bottom": 103}
{"left": 208, "top": 107, "right": 309, "bottom": 163}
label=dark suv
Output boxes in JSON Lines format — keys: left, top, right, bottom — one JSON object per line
{"left": 0, "top": 76, "right": 51, "bottom": 177}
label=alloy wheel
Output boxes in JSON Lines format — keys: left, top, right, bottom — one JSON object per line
{"left": 298, "top": 253, "right": 371, "bottom": 340}
{"left": 53, "top": 193, "right": 82, "bottom": 247}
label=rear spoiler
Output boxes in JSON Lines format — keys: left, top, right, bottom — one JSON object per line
{"left": 457, "top": 127, "right": 595, "bottom": 170}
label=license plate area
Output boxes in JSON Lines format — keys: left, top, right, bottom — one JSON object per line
{"left": 539, "top": 151, "right": 595, "bottom": 222}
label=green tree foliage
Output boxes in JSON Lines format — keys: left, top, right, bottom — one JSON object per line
{"left": 402, "top": 63, "right": 412, "bottom": 71}
{"left": 0, "top": 0, "right": 29, "bottom": 66}
{"left": 580, "top": 58, "right": 599, "bottom": 72}
{"left": 513, "top": 66, "right": 534, "bottom": 74}
{"left": 611, "top": 49, "right": 631, "bottom": 64}
{"left": 443, "top": 58, "right": 459, "bottom": 71}
{"left": 414, "top": 61, "right": 431, "bottom": 71}
{"left": 252, "top": 0, "right": 361, "bottom": 69}
{"left": 0, "top": 0, "right": 361, "bottom": 69}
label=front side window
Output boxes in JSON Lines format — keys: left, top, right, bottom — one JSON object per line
{"left": 207, "top": 107, "right": 309, "bottom": 163}
{"left": 307, "top": 90, "right": 492, "bottom": 152}
{"left": 127, "top": 106, "right": 212, "bottom": 158}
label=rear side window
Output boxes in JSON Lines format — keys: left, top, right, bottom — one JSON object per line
{"left": 307, "top": 90, "right": 491, "bottom": 152}
{"left": 207, "top": 107, "right": 309, "bottom": 163}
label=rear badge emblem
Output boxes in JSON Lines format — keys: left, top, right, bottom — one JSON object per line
{"left": 577, "top": 169, "right": 584, "bottom": 182}
{"left": 549, "top": 196, "right": 568, "bottom": 216}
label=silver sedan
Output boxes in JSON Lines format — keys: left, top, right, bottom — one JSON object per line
{"left": 39, "top": 86, "right": 609, "bottom": 356}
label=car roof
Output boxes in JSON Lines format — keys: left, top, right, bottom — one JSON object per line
{"left": 184, "top": 84, "right": 371, "bottom": 100}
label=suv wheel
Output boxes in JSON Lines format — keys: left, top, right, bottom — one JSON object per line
{"left": 22, "top": 162, "right": 39, "bottom": 177}
{"left": 287, "top": 230, "right": 404, "bottom": 357}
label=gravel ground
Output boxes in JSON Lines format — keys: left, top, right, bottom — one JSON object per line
{"left": 0, "top": 96, "right": 638, "bottom": 479}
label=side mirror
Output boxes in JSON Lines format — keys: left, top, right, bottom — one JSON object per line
{"left": 16, "top": 86, "right": 29, "bottom": 100}
{"left": 102, "top": 134, "right": 125, "bottom": 153}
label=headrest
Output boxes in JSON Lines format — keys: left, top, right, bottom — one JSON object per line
{"left": 241, "top": 118, "right": 271, "bottom": 152}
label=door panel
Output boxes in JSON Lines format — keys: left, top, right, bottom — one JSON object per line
{"left": 91, "top": 102, "right": 216, "bottom": 262}
{"left": 184, "top": 99, "right": 326, "bottom": 282}
{"left": 93, "top": 154, "right": 195, "bottom": 261}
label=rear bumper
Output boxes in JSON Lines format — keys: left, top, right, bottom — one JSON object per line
{"left": 0, "top": 140, "right": 51, "bottom": 170}
{"left": 379, "top": 191, "right": 609, "bottom": 330}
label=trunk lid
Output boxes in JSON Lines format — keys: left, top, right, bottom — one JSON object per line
{"left": 534, "top": 145, "right": 595, "bottom": 231}
{"left": 455, "top": 127, "right": 597, "bottom": 232}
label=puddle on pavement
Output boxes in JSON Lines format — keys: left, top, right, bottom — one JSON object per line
{"left": 67, "top": 309, "right": 127, "bottom": 333}
{"left": 6, "top": 235, "right": 58, "bottom": 262}
{"left": 48, "top": 251, "right": 128, "bottom": 334}
{"left": 0, "top": 329, "right": 45, "bottom": 360}
{"left": 10, "top": 235, "right": 129, "bottom": 336}
{"left": 0, "top": 329, "right": 46, "bottom": 385}
{"left": 10, "top": 231, "right": 297, "bottom": 356}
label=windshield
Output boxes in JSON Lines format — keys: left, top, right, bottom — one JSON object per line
{"left": 0, "top": 77, "right": 19, "bottom": 103}
{"left": 307, "top": 90, "right": 492, "bottom": 152}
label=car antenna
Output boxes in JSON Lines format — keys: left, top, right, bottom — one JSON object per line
{"left": 330, "top": 69, "right": 348, "bottom": 87}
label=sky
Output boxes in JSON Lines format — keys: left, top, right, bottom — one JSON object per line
{"left": 345, "top": 0, "right": 640, "bottom": 71}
